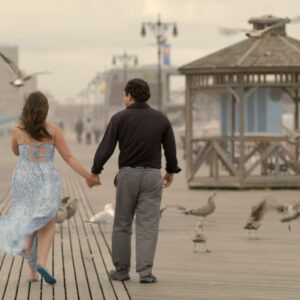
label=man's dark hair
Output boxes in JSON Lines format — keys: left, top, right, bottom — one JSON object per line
{"left": 124, "top": 78, "right": 151, "bottom": 102}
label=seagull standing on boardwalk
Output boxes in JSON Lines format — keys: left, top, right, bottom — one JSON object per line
{"left": 192, "top": 221, "right": 210, "bottom": 253}
{"left": 0, "top": 51, "right": 51, "bottom": 87}
{"left": 86, "top": 203, "right": 114, "bottom": 227}
{"left": 280, "top": 201, "right": 300, "bottom": 230}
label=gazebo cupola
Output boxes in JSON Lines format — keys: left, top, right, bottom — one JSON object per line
{"left": 249, "top": 15, "right": 289, "bottom": 36}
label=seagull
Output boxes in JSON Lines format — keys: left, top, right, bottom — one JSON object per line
{"left": 276, "top": 122, "right": 300, "bottom": 142}
{"left": 244, "top": 196, "right": 287, "bottom": 239}
{"left": 192, "top": 221, "right": 210, "bottom": 253}
{"left": 182, "top": 193, "right": 216, "bottom": 222}
{"left": 85, "top": 203, "right": 114, "bottom": 227}
{"left": 55, "top": 197, "right": 79, "bottom": 224}
{"left": 56, "top": 206, "right": 68, "bottom": 224}
{"left": 280, "top": 201, "right": 300, "bottom": 230}
{"left": 219, "top": 15, "right": 300, "bottom": 38}
{"left": 0, "top": 51, "right": 51, "bottom": 87}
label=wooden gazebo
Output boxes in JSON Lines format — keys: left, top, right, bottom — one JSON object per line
{"left": 179, "top": 15, "right": 300, "bottom": 188}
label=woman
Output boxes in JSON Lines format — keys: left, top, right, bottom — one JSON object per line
{"left": 0, "top": 91, "right": 100, "bottom": 284}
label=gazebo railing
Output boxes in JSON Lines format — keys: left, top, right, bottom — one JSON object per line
{"left": 188, "top": 135, "right": 300, "bottom": 187}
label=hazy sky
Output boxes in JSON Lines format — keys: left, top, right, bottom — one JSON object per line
{"left": 1, "top": 0, "right": 299, "bottom": 102}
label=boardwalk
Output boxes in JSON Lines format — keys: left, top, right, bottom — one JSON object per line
{"left": 1, "top": 134, "right": 300, "bottom": 300}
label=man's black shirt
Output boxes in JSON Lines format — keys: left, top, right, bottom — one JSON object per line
{"left": 91, "top": 102, "right": 181, "bottom": 175}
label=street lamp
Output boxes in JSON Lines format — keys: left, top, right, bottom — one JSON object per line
{"left": 141, "top": 14, "right": 178, "bottom": 111}
{"left": 112, "top": 51, "right": 138, "bottom": 83}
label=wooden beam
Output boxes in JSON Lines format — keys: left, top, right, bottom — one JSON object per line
{"left": 231, "top": 94, "right": 235, "bottom": 162}
{"left": 244, "top": 143, "right": 278, "bottom": 178}
{"left": 190, "top": 142, "right": 213, "bottom": 179}
{"left": 212, "top": 140, "right": 238, "bottom": 176}
{"left": 238, "top": 84, "right": 245, "bottom": 182}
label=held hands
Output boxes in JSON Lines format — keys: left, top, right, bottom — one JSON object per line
{"left": 163, "top": 173, "right": 174, "bottom": 188}
{"left": 86, "top": 173, "right": 101, "bottom": 188}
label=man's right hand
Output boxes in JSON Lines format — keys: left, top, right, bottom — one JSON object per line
{"left": 86, "top": 174, "right": 101, "bottom": 188}
{"left": 163, "top": 173, "right": 174, "bottom": 188}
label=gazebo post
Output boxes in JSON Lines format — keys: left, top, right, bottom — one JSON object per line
{"left": 295, "top": 87, "right": 299, "bottom": 159}
{"left": 185, "top": 78, "right": 193, "bottom": 182}
{"left": 231, "top": 94, "right": 236, "bottom": 163}
{"left": 238, "top": 85, "right": 245, "bottom": 184}
{"left": 295, "top": 89, "right": 299, "bottom": 130}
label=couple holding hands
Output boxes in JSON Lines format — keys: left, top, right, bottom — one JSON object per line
{"left": 0, "top": 78, "right": 180, "bottom": 285}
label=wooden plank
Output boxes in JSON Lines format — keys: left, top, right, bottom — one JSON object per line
{"left": 15, "top": 258, "right": 30, "bottom": 300}
{"left": 64, "top": 176, "right": 104, "bottom": 300}
{"left": 68, "top": 173, "right": 117, "bottom": 300}
{"left": 41, "top": 230, "right": 54, "bottom": 300}
{"left": 0, "top": 191, "right": 17, "bottom": 300}
{"left": 60, "top": 174, "right": 79, "bottom": 300}
{"left": 3, "top": 256, "right": 24, "bottom": 300}
{"left": 63, "top": 196, "right": 92, "bottom": 300}
{"left": 73, "top": 174, "right": 131, "bottom": 300}
{"left": 0, "top": 255, "right": 15, "bottom": 299}
{"left": 52, "top": 223, "right": 67, "bottom": 300}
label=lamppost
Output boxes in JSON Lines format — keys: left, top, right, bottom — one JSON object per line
{"left": 141, "top": 14, "right": 178, "bottom": 111}
{"left": 112, "top": 51, "right": 138, "bottom": 83}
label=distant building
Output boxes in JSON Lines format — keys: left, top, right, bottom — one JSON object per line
{"left": 101, "top": 65, "right": 185, "bottom": 125}
{"left": 0, "top": 46, "right": 36, "bottom": 134}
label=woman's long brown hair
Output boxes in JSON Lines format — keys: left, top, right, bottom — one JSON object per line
{"left": 20, "top": 91, "right": 52, "bottom": 141}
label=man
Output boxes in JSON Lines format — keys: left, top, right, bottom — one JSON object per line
{"left": 91, "top": 78, "right": 181, "bottom": 283}
{"left": 74, "top": 117, "right": 84, "bottom": 144}
{"left": 85, "top": 118, "right": 93, "bottom": 145}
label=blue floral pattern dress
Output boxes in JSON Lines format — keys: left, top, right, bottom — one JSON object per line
{"left": 0, "top": 142, "right": 61, "bottom": 255}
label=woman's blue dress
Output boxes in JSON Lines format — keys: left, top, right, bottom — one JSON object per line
{"left": 0, "top": 143, "right": 61, "bottom": 255}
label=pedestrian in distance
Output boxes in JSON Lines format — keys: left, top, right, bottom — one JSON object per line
{"left": 85, "top": 117, "right": 93, "bottom": 145}
{"left": 75, "top": 117, "right": 84, "bottom": 144}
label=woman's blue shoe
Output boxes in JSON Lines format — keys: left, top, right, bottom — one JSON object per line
{"left": 36, "top": 265, "right": 56, "bottom": 285}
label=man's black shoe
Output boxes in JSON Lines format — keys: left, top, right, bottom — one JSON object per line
{"left": 140, "top": 274, "right": 157, "bottom": 284}
{"left": 108, "top": 270, "right": 130, "bottom": 281}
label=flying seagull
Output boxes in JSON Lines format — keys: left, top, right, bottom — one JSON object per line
{"left": 182, "top": 193, "right": 216, "bottom": 222}
{"left": 244, "top": 196, "right": 287, "bottom": 239}
{"left": 0, "top": 51, "right": 51, "bottom": 87}
{"left": 55, "top": 197, "right": 79, "bottom": 224}
{"left": 219, "top": 15, "right": 300, "bottom": 38}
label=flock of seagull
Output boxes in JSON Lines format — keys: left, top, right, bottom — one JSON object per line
{"left": 55, "top": 192, "right": 218, "bottom": 253}
{"left": 244, "top": 195, "right": 300, "bottom": 237}
{"left": 56, "top": 191, "right": 300, "bottom": 254}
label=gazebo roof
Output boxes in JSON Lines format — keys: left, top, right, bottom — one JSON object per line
{"left": 179, "top": 16, "right": 300, "bottom": 74}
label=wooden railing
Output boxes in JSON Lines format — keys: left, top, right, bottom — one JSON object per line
{"left": 188, "top": 135, "right": 300, "bottom": 185}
